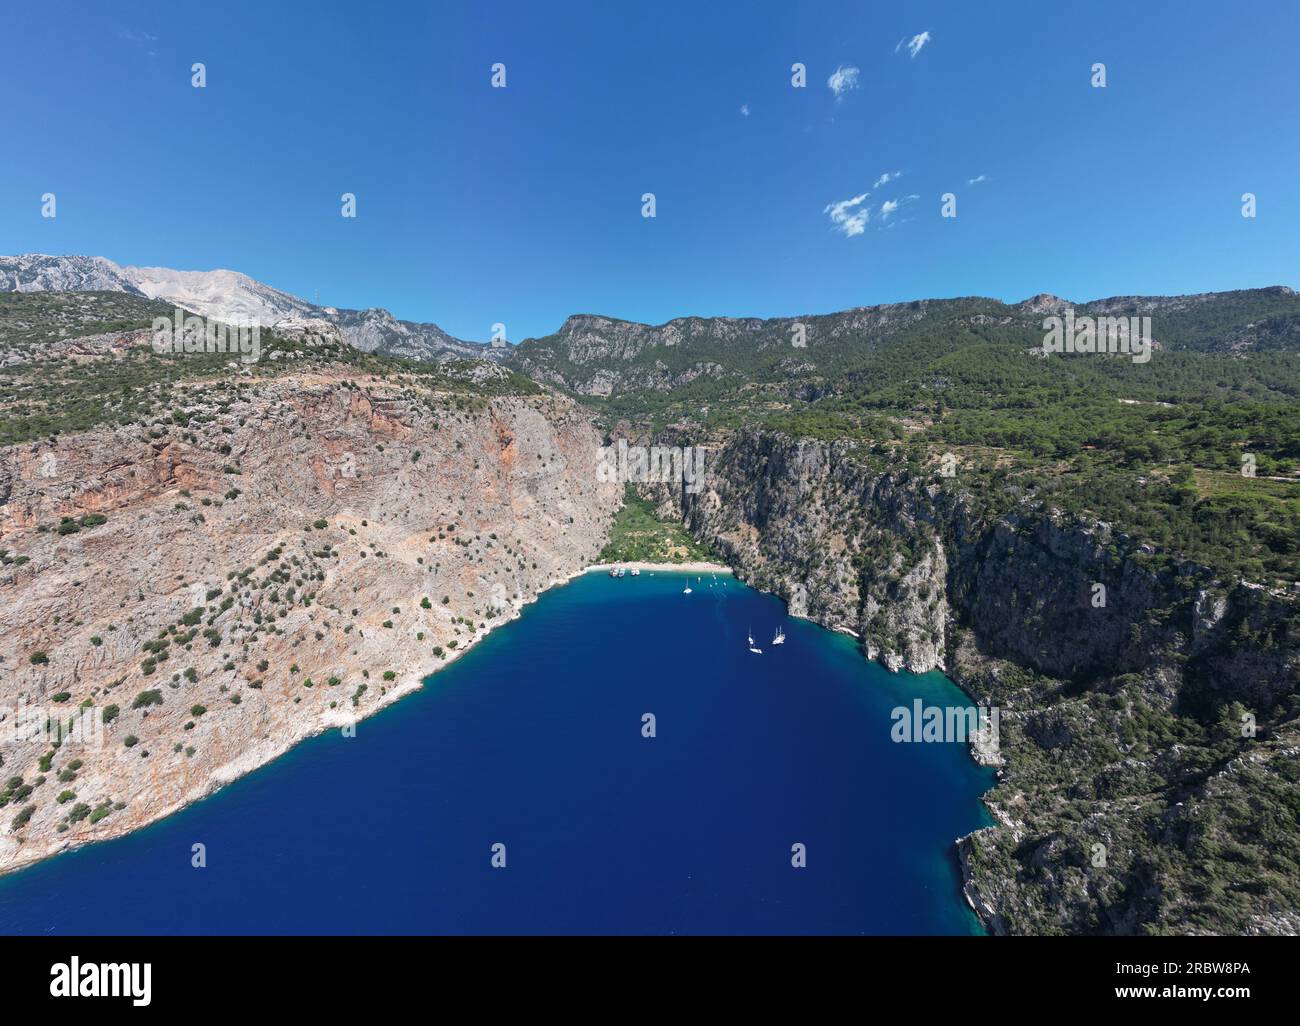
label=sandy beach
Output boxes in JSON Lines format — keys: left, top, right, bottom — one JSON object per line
{"left": 584, "top": 561, "right": 734, "bottom": 575}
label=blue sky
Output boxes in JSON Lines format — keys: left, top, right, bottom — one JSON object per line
{"left": 2, "top": 0, "right": 1297, "bottom": 341}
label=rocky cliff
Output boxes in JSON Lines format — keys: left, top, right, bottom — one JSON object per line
{"left": 651, "top": 429, "right": 947, "bottom": 673}
{"left": 644, "top": 427, "right": 1300, "bottom": 934}
{"left": 0, "top": 369, "right": 620, "bottom": 874}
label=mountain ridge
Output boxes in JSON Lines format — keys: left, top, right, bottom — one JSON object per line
{"left": 8, "top": 254, "right": 1298, "bottom": 375}
{"left": 529, "top": 284, "right": 1298, "bottom": 339}
{"left": 502, "top": 285, "right": 1300, "bottom": 420}
{"left": 0, "top": 253, "right": 496, "bottom": 365}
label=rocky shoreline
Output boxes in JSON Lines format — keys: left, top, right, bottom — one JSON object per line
{"left": 0, "top": 375, "right": 621, "bottom": 876}
{"left": 640, "top": 427, "right": 1300, "bottom": 935}
{"left": 0, "top": 557, "right": 638, "bottom": 879}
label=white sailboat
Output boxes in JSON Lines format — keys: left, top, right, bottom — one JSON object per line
{"left": 683, "top": 583, "right": 692, "bottom": 594}
{"left": 747, "top": 627, "right": 762, "bottom": 654}
{"left": 772, "top": 626, "right": 785, "bottom": 646}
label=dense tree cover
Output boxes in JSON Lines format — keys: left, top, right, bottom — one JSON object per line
{"left": 965, "top": 663, "right": 1300, "bottom": 935}
{"left": 598, "top": 486, "right": 715, "bottom": 564}
{"left": 515, "top": 292, "right": 1300, "bottom": 585}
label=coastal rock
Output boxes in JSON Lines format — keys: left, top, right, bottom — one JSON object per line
{"left": 0, "top": 372, "right": 620, "bottom": 875}
{"left": 643, "top": 426, "right": 1300, "bottom": 935}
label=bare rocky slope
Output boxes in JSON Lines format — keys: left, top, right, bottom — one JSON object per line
{"left": 0, "top": 254, "right": 493, "bottom": 363}
{"left": 0, "top": 365, "right": 619, "bottom": 874}
{"left": 641, "top": 428, "right": 1300, "bottom": 934}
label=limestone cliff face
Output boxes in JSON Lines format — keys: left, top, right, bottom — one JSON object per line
{"left": 645, "top": 427, "right": 1300, "bottom": 934}
{"left": 645, "top": 429, "right": 948, "bottom": 674}
{"left": 0, "top": 372, "right": 619, "bottom": 874}
{"left": 944, "top": 509, "right": 1300, "bottom": 718}
{"left": 650, "top": 428, "right": 1298, "bottom": 691}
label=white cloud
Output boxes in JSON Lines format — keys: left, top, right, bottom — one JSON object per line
{"left": 118, "top": 28, "right": 158, "bottom": 51}
{"left": 968, "top": 174, "right": 988, "bottom": 185}
{"left": 872, "top": 170, "right": 901, "bottom": 189}
{"left": 827, "top": 66, "right": 860, "bottom": 99}
{"left": 824, "top": 193, "right": 870, "bottom": 237}
{"left": 740, "top": 104, "right": 750, "bottom": 117}
{"left": 896, "top": 31, "right": 931, "bottom": 59}
{"left": 879, "top": 194, "right": 920, "bottom": 222}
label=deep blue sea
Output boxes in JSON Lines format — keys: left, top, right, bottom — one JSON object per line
{"left": 0, "top": 570, "right": 994, "bottom": 934}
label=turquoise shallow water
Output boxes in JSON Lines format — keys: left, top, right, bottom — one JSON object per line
{"left": 0, "top": 569, "right": 994, "bottom": 934}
